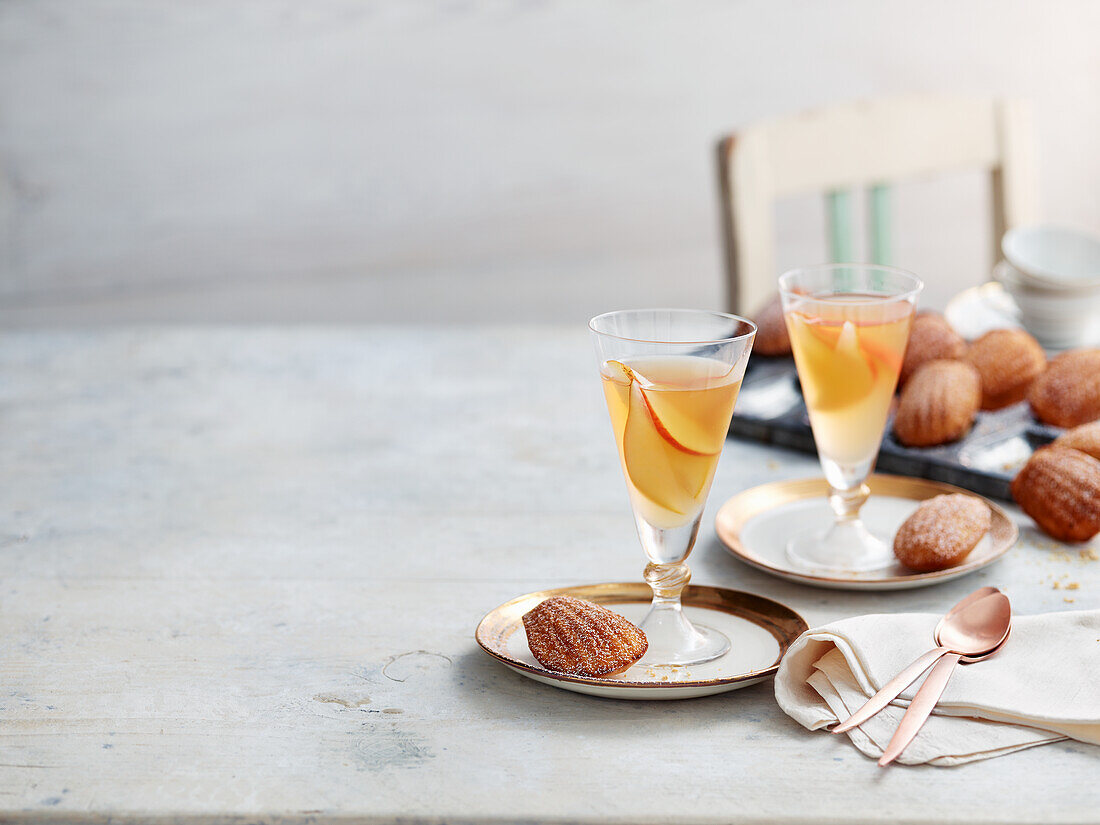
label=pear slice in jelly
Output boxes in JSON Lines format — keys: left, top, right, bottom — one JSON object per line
{"left": 790, "top": 317, "right": 875, "bottom": 412}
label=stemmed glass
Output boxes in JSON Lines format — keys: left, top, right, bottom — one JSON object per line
{"left": 589, "top": 309, "right": 755, "bottom": 666}
{"left": 779, "top": 265, "right": 922, "bottom": 572}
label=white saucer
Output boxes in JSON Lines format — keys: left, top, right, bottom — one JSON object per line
{"left": 714, "top": 475, "right": 1017, "bottom": 591}
{"left": 476, "top": 582, "right": 807, "bottom": 700}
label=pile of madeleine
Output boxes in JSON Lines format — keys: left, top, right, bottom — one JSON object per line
{"left": 755, "top": 301, "right": 1100, "bottom": 544}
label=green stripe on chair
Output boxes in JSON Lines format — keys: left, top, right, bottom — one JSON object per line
{"left": 827, "top": 190, "right": 854, "bottom": 263}
{"left": 869, "top": 184, "right": 891, "bottom": 265}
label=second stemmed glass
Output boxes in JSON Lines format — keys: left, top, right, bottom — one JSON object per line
{"left": 590, "top": 310, "right": 755, "bottom": 666}
{"left": 779, "top": 265, "right": 922, "bottom": 573}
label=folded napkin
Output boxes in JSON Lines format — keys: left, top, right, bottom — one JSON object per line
{"left": 775, "top": 609, "right": 1100, "bottom": 766}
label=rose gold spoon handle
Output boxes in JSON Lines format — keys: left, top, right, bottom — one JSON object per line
{"left": 877, "top": 591, "right": 1012, "bottom": 766}
{"left": 833, "top": 586, "right": 1001, "bottom": 735}
{"left": 832, "top": 646, "right": 948, "bottom": 734}
{"left": 878, "top": 652, "right": 962, "bottom": 766}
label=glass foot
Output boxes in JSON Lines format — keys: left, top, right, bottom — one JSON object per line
{"left": 637, "top": 606, "right": 730, "bottom": 667}
{"left": 786, "top": 518, "right": 894, "bottom": 573}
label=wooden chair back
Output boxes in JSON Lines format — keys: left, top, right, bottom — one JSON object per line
{"left": 715, "top": 96, "right": 1037, "bottom": 314}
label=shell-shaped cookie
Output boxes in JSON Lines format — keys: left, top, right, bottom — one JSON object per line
{"left": 522, "top": 595, "right": 647, "bottom": 677}
{"left": 893, "top": 360, "right": 981, "bottom": 447}
{"left": 1011, "top": 446, "right": 1100, "bottom": 543}
{"left": 899, "top": 313, "right": 967, "bottom": 386}
{"left": 1053, "top": 421, "right": 1100, "bottom": 461}
{"left": 1028, "top": 348, "right": 1100, "bottom": 429}
{"left": 965, "top": 328, "right": 1046, "bottom": 410}
{"left": 893, "top": 493, "right": 991, "bottom": 572}
{"left": 751, "top": 294, "right": 792, "bottom": 357}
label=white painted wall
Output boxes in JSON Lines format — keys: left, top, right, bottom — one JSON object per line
{"left": 1, "top": 0, "right": 1097, "bottom": 326}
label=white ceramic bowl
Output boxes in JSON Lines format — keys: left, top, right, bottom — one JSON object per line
{"left": 1002, "top": 225, "right": 1100, "bottom": 293}
{"left": 993, "top": 261, "right": 1100, "bottom": 348}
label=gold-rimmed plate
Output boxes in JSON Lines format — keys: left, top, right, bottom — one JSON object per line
{"left": 476, "top": 582, "right": 807, "bottom": 700}
{"left": 715, "top": 474, "right": 1018, "bottom": 591}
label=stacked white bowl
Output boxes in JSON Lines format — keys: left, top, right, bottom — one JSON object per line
{"left": 995, "top": 225, "right": 1100, "bottom": 349}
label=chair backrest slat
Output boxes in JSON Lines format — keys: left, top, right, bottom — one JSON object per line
{"left": 868, "top": 184, "right": 891, "bottom": 266}
{"left": 826, "top": 190, "right": 854, "bottom": 263}
{"left": 716, "top": 95, "right": 1037, "bottom": 315}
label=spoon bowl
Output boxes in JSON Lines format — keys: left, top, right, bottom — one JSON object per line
{"left": 957, "top": 627, "right": 1010, "bottom": 663}
{"left": 933, "top": 586, "right": 999, "bottom": 643}
{"left": 935, "top": 591, "right": 1012, "bottom": 658}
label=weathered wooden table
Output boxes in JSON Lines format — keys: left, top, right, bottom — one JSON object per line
{"left": 2, "top": 327, "right": 1097, "bottom": 824}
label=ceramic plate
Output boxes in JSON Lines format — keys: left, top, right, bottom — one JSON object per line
{"left": 476, "top": 582, "right": 807, "bottom": 700}
{"left": 714, "top": 474, "right": 1017, "bottom": 591}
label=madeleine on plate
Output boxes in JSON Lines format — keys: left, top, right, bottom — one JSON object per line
{"left": 893, "top": 494, "right": 991, "bottom": 572}
{"left": 522, "top": 596, "right": 647, "bottom": 677}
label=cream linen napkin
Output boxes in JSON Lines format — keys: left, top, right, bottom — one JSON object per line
{"left": 775, "top": 609, "right": 1100, "bottom": 766}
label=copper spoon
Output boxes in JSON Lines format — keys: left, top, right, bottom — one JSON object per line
{"left": 878, "top": 591, "right": 1012, "bottom": 766}
{"left": 833, "top": 587, "right": 1002, "bottom": 734}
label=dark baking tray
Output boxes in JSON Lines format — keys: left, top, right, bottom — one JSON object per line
{"left": 730, "top": 357, "right": 1062, "bottom": 501}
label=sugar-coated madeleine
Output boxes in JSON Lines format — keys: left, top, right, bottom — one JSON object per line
{"left": 751, "top": 294, "right": 792, "bottom": 357}
{"left": 1011, "top": 446, "right": 1100, "bottom": 543}
{"left": 893, "top": 360, "right": 981, "bottom": 447}
{"left": 1028, "top": 348, "right": 1100, "bottom": 429}
{"left": 893, "top": 494, "right": 991, "bottom": 572}
{"left": 964, "top": 328, "right": 1046, "bottom": 410}
{"left": 899, "top": 313, "right": 967, "bottom": 386}
{"left": 1053, "top": 421, "right": 1100, "bottom": 461}
{"left": 522, "top": 595, "right": 647, "bottom": 677}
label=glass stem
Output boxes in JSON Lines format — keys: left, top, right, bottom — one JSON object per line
{"left": 644, "top": 561, "right": 692, "bottom": 603}
{"left": 637, "top": 559, "right": 730, "bottom": 666}
{"left": 829, "top": 481, "right": 869, "bottom": 523}
{"left": 643, "top": 561, "right": 693, "bottom": 641}
{"left": 787, "top": 477, "right": 893, "bottom": 572}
